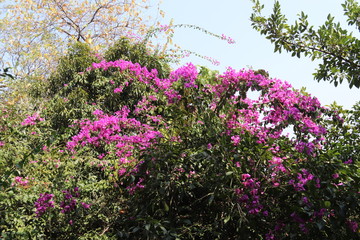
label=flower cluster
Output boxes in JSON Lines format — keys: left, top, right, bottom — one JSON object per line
{"left": 34, "top": 193, "right": 55, "bottom": 217}
{"left": 268, "top": 156, "right": 287, "bottom": 186}
{"left": 221, "top": 34, "right": 236, "bottom": 44}
{"left": 169, "top": 63, "right": 198, "bottom": 88}
{"left": 58, "top": 187, "right": 91, "bottom": 213}
{"left": 288, "top": 169, "right": 315, "bottom": 191}
{"left": 67, "top": 106, "right": 163, "bottom": 192}
{"left": 206, "top": 68, "right": 327, "bottom": 154}
{"left": 21, "top": 113, "right": 44, "bottom": 126}
{"left": 235, "top": 174, "right": 264, "bottom": 215}
{"left": 60, "top": 188, "right": 80, "bottom": 213}
{"left": 67, "top": 107, "right": 163, "bottom": 157}
{"left": 12, "top": 176, "right": 31, "bottom": 187}
{"left": 347, "top": 220, "right": 359, "bottom": 232}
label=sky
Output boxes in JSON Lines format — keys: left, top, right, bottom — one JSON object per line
{"left": 158, "top": 0, "right": 359, "bottom": 110}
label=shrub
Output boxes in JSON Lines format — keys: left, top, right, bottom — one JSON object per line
{"left": 1, "top": 40, "right": 358, "bottom": 239}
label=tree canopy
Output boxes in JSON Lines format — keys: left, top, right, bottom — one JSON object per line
{"left": 0, "top": 0, "right": 164, "bottom": 78}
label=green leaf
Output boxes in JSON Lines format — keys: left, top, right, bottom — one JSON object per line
{"left": 208, "top": 193, "right": 214, "bottom": 205}
{"left": 163, "top": 201, "right": 169, "bottom": 212}
{"left": 224, "top": 215, "right": 231, "bottom": 224}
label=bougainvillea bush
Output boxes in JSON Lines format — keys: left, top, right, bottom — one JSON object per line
{"left": 0, "top": 40, "right": 359, "bottom": 239}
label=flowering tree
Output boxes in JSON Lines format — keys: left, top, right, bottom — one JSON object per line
{"left": 0, "top": 39, "right": 359, "bottom": 239}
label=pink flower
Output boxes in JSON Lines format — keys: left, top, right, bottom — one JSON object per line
{"left": 221, "top": 34, "right": 236, "bottom": 44}
{"left": 81, "top": 202, "right": 91, "bottom": 209}
{"left": 347, "top": 220, "right": 358, "bottom": 232}
{"left": 21, "top": 113, "right": 44, "bottom": 126}
{"left": 189, "top": 171, "right": 196, "bottom": 177}
{"left": 12, "top": 176, "right": 29, "bottom": 186}
{"left": 242, "top": 174, "right": 251, "bottom": 181}
{"left": 34, "top": 193, "right": 55, "bottom": 217}
{"left": 344, "top": 159, "right": 353, "bottom": 164}
{"left": 301, "top": 197, "right": 309, "bottom": 204}
{"left": 159, "top": 24, "right": 170, "bottom": 32}
{"left": 114, "top": 87, "right": 123, "bottom": 93}
{"left": 231, "top": 135, "right": 241, "bottom": 146}
{"left": 92, "top": 109, "right": 103, "bottom": 116}
{"left": 315, "top": 178, "right": 321, "bottom": 188}
{"left": 148, "top": 95, "right": 157, "bottom": 101}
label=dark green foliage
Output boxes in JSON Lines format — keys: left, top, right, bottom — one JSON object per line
{"left": 105, "top": 37, "right": 171, "bottom": 79}
{"left": 31, "top": 38, "right": 171, "bottom": 131}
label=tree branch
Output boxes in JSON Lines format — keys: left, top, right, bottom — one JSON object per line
{"left": 280, "top": 38, "right": 360, "bottom": 69}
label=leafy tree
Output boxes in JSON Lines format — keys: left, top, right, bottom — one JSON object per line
{"left": 250, "top": 0, "right": 360, "bottom": 88}
{"left": 30, "top": 37, "right": 171, "bottom": 131}
{"left": 0, "top": 0, "right": 165, "bottom": 78}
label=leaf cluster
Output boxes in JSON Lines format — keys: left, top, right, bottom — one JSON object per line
{"left": 251, "top": 0, "right": 360, "bottom": 88}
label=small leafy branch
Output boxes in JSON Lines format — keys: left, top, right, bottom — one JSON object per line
{"left": 143, "top": 23, "right": 235, "bottom": 65}
{"left": 250, "top": 0, "right": 360, "bottom": 88}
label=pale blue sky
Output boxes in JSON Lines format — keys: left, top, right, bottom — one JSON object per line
{"left": 159, "top": 0, "right": 359, "bottom": 109}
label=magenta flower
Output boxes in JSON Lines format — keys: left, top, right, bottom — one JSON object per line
{"left": 12, "top": 176, "right": 29, "bottom": 186}
{"left": 21, "top": 113, "right": 44, "bottom": 126}
{"left": 332, "top": 173, "right": 339, "bottom": 179}
{"left": 81, "top": 202, "right": 91, "bottom": 209}
{"left": 344, "top": 159, "right": 353, "bottom": 164}
{"left": 221, "top": 34, "right": 236, "bottom": 44}
{"left": 347, "top": 220, "right": 358, "bottom": 232}
{"left": 114, "top": 87, "right": 123, "bottom": 93}
{"left": 231, "top": 135, "right": 241, "bottom": 146}
{"left": 34, "top": 193, "right": 55, "bottom": 217}
{"left": 242, "top": 174, "right": 251, "bottom": 180}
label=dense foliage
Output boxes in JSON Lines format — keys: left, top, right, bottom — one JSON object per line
{"left": 251, "top": 0, "right": 360, "bottom": 88}
{"left": 0, "top": 39, "right": 358, "bottom": 239}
